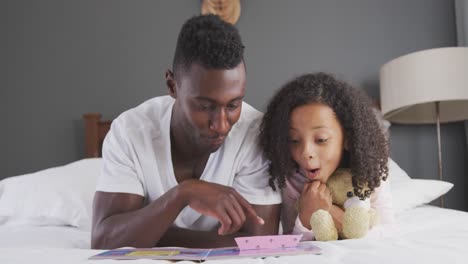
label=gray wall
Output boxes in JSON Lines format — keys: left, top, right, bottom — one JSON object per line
{"left": 456, "top": 0, "right": 467, "bottom": 45}
{"left": 456, "top": 0, "right": 468, "bottom": 177}
{"left": 4, "top": 0, "right": 467, "bottom": 210}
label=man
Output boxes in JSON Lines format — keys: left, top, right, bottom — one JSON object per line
{"left": 91, "top": 15, "right": 281, "bottom": 249}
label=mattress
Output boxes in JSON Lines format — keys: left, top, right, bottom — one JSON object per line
{"left": 1, "top": 205, "right": 467, "bottom": 264}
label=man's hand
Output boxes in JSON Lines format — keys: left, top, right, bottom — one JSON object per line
{"left": 298, "top": 181, "right": 332, "bottom": 229}
{"left": 178, "top": 179, "right": 264, "bottom": 235}
{"left": 92, "top": 179, "right": 276, "bottom": 249}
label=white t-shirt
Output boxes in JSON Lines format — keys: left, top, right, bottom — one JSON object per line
{"left": 97, "top": 96, "right": 281, "bottom": 231}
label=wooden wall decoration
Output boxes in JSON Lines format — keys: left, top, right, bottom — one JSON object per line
{"left": 201, "top": 0, "right": 241, "bottom": 25}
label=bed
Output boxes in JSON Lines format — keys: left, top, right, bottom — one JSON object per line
{"left": 0, "top": 113, "right": 466, "bottom": 264}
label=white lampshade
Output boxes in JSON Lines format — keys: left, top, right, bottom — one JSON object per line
{"left": 380, "top": 47, "right": 468, "bottom": 124}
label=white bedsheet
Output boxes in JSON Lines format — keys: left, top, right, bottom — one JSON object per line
{"left": 1, "top": 205, "right": 467, "bottom": 264}
{"left": 0, "top": 225, "right": 90, "bottom": 249}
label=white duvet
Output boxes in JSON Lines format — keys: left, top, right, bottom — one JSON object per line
{"left": 1, "top": 205, "right": 467, "bottom": 264}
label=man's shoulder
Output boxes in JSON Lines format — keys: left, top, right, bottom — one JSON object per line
{"left": 226, "top": 101, "right": 263, "bottom": 144}
{"left": 237, "top": 101, "right": 263, "bottom": 129}
{"left": 113, "top": 96, "right": 174, "bottom": 130}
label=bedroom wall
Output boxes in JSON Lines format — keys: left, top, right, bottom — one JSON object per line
{"left": 4, "top": 0, "right": 467, "bottom": 211}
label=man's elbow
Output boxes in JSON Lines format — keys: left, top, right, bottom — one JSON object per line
{"left": 91, "top": 235, "right": 104, "bottom": 250}
{"left": 91, "top": 227, "right": 111, "bottom": 249}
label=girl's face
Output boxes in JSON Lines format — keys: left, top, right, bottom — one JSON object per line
{"left": 289, "top": 102, "right": 345, "bottom": 183}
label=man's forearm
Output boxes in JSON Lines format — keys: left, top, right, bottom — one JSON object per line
{"left": 158, "top": 203, "right": 281, "bottom": 248}
{"left": 92, "top": 187, "right": 187, "bottom": 249}
{"left": 92, "top": 181, "right": 280, "bottom": 249}
{"left": 157, "top": 226, "right": 248, "bottom": 248}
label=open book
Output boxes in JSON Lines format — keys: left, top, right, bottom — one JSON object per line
{"left": 89, "top": 235, "right": 322, "bottom": 261}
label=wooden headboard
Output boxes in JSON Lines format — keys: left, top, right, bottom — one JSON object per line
{"left": 83, "top": 113, "right": 112, "bottom": 158}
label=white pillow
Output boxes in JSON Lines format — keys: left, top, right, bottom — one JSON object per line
{"left": 0, "top": 158, "right": 102, "bottom": 230}
{"left": 391, "top": 179, "right": 453, "bottom": 213}
{"left": 387, "top": 159, "right": 453, "bottom": 214}
{"left": 387, "top": 158, "right": 411, "bottom": 183}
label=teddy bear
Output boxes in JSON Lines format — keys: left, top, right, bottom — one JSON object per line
{"left": 309, "top": 168, "right": 378, "bottom": 241}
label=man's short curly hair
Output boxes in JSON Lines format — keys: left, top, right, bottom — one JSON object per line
{"left": 172, "top": 14, "right": 244, "bottom": 78}
{"left": 260, "top": 73, "right": 389, "bottom": 199}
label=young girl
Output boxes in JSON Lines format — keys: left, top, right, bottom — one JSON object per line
{"left": 260, "top": 73, "right": 394, "bottom": 240}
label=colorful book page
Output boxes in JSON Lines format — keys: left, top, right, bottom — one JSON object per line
{"left": 234, "top": 234, "right": 303, "bottom": 250}
{"left": 89, "top": 235, "right": 321, "bottom": 261}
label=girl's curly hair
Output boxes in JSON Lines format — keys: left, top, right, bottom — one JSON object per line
{"left": 260, "top": 73, "right": 389, "bottom": 199}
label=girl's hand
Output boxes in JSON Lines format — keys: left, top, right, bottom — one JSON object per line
{"left": 298, "top": 181, "right": 333, "bottom": 229}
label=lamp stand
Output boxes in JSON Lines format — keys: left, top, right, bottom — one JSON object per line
{"left": 436, "top": 101, "right": 445, "bottom": 208}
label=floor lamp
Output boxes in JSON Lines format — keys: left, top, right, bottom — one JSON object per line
{"left": 379, "top": 47, "right": 468, "bottom": 208}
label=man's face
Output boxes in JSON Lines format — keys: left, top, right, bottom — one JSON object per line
{"left": 170, "top": 62, "right": 246, "bottom": 153}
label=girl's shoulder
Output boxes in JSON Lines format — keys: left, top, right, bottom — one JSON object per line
{"left": 371, "top": 178, "right": 391, "bottom": 203}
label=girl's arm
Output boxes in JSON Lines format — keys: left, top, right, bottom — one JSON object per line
{"left": 298, "top": 181, "right": 332, "bottom": 229}
{"left": 292, "top": 200, "right": 344, "bottom": 241}
{"left": 363, "top": 178, "right": 399, "bottom": 238}
{"left": 329, "top": 205, "right": 344, "bottom": 232}
{"left": 371, "top": 179, "right": 395, "bottom": 225}
{"left": 281, "top": 194, "right": 299, "bottom": 234}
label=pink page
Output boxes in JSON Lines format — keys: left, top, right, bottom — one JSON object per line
{"left": 234, "top": 234, "right": 303, "bottom": 250}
